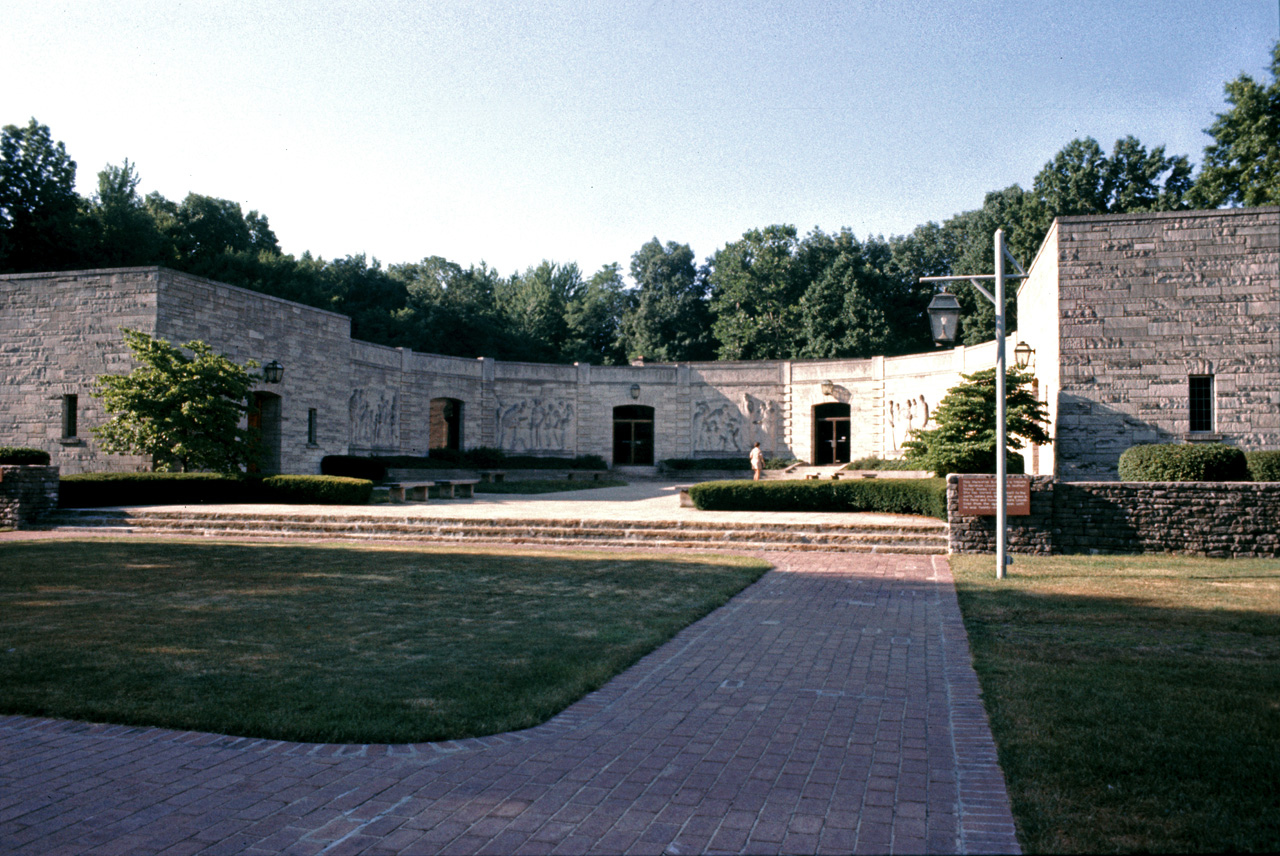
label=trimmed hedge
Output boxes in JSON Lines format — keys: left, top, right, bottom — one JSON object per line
{"left": 259, "top": 475, "right": 373, "bottom": 505}
{"left": 660, "top": 457, "right": 799, "bottom": 472}
{"left": 846, "top": 456, "right": 925, "bottom": 471}
{"left": 323, "top": 451, "right": 608, "bottom": 476}
{"left": 1246, "top": 451, "right": 1280, "bottom": 482}
{"left": 0, "top": 447, "right": 51, "bottom": 466}
{"left": 59, "top": 472, "right": 374, "bottom": 507}
{"left": 688, "top": 478, "right": 948, "bottom": 519}
{"left": 1118, "top": 443, "right": 1251, "bottom": 482}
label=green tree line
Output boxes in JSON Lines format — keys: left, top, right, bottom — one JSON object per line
{"left": 3, "top": 44, "right": 1276, "bottom": 364}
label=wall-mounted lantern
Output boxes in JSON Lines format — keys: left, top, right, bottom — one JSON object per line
{"left": 630, "top": 383, "right": 641, "bottom": 400}
{"left": 820, "top": 380, "right": 835, "bottom": 397}
{"left": 1014, "top": 342, "right": 1034, "bottom": 370}
{"left": 263, "top": 360, "right": 284, "bottom": 384}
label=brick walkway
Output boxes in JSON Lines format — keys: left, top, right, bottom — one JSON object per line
{"left": 0, "top": 550, "right": 1020, "bottom": 855}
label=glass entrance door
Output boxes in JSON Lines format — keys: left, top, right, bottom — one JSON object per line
{"left": 613, "top": 405, "right": 654, "bottom": 465}
{"left": 814, "top": 402, "right": 851, "bottom": 465}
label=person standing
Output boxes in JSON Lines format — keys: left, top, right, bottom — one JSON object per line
{"left": 749, "top": 442, "right": 764, "bottom": 481}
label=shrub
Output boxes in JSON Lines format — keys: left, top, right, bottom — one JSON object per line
{"left": 0, "top": 447, "right": 51, "bottom": 466}
{"left": 661, "top": 458, "right": 750, "bottom": 472}
{"left": 1245, "top": 451, "right": 1280, "bottom": 482}
{"left": 321, "top": 455, "right": 387, "bottom": 481}
{"left": 1118, "top": 443, "right": 1251, "bottom": 481}
{"left": 688, "top": 478, "right": 948, "bottom": 520}
{"left": 259, "top": 475, "right": 373, "bottom": 505}
{"left": 847, "top": 456, "right": 924, "bottom": 471}
{"left": 59, "top": 472, "right": 252, "bottom": 507}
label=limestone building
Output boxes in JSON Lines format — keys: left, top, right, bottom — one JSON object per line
{"left": 1, "top": 206, "right": 1276, "bottom": 479}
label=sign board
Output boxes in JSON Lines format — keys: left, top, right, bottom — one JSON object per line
{"left": 957, "top": 475, "right": 1032, "bottom": 516}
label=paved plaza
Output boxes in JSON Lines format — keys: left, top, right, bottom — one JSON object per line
{"left": 1, "top": 496, "right": 1019, "bottom": 854}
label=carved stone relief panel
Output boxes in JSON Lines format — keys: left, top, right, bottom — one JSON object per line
{"left": 496, "top": 397, "right": 576, "bottom": 452}
{"left": 692, "top": 391, "right": 783, "bottom": 454}
{"left": 887, "top": 394, "right": 931, "bottom": 452}
{"left": 349, "top": 388, "right": 398, "bottom": 449}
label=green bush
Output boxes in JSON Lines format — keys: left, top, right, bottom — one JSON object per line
{"left": 1118, "top": 443, "right": 1251, "bottom": 481}
{"left": 688, "top": 478, "right": 948, "bottom": 520}
{"left": 846, "top": 456, "right": 924, "bottom": 471}
{"left": 59, "top": 472, "right": 252, "bottom": 507}
{"left": 0, "top": 447, "right": 51, "bottom": 466}
{"left": 60, "top": 472, "right": 374, "bottom": 507}
{"left": 1245, "top": 450, "right": 1280, "bottom": 482}
{"left": 259, "top": 475, "right": 373, "bottom": 505}
{"left": 321, "top": 455, "right": 387, "bottom": 481}
{"left": 661, "top": 458, "right": 749, "bottom": 472}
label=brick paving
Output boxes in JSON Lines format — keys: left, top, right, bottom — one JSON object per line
{"left": 0, "top": 549, "right": 1020, "bottom": 855}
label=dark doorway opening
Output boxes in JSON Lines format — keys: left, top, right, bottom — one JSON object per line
{"left": 430, "top": 398, "right": 463, "bottom": 451}
{"left": 814, "top": 402, "right": 851, "bottom": 465}
{"left": 613, "top": 405, "right": 654, "bottom": 466}
{"left": 249, "top": 391, "right": 282, "bottom": 474}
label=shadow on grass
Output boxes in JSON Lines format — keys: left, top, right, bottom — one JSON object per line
{"left": 952, "top": 555, "right": 1280, "bottom": 854}
{"left": 0, "top": 539, "right": 768, "bottom": 746}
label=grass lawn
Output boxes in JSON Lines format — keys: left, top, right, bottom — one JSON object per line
{"left": 952, "top": 553, "right": 1280, "bottom": 854}
{"left": 0, "top": 539, "right": 767, "bottom": 744}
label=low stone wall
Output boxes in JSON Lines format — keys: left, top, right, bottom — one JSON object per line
{"left": 947, "top": 475, "right": 1280, "bottom": 558}
{"left": 0, "top": 465, "right": 60, "bottom": 528}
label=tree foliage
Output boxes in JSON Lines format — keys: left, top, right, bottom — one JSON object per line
{"left": 1190, "top": 41, "right": 1280, "bottom": 207}
{"left": 92, "top": 329, "right": 260, "bottom": 473}
{"left": 619, "top": 238, "right": 713, "bottom": 361}
{"left": 902, "top": 368, "right": 1051, "bottom": 477}
{"left": 0, "top": 118, "right": 85, "bottom": 271}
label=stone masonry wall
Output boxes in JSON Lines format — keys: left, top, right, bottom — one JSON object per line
{"left": 948, "top": 475, "right": 1280, "bottom": 558}
{"left": 0, "top": 466, "right": 60, "bottom": 528}
{"left": 1053, "top": 207, "right": 1280, "bottom": 479}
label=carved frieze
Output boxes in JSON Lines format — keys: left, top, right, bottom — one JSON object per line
{"left": 349, "top": 388, "right": 398, "bottom": 448}
{"left": 888, "top": 394, "right": 931, "bottom": 451}
{"left": 693, "top": 392, "right": 782, "bottom": 453}
{"left": 497, "top": 397, "right": 575, "bottom": 451}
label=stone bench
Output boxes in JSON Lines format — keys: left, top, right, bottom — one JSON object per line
{"left": 386, "top": 481, "right": 435, "bottom": 502}
{"left": 565, "top": 470, "right": 610, "bottom": 481}
{"left": 434, "top": 479, "right": 479, "bottom": 499}
{"left": 478, "top": 470, "right": 506, "bottom": 483}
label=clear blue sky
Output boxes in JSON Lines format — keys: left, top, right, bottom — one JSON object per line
{"left": 3, "top": 0, "right": 1276, "bottom": 280}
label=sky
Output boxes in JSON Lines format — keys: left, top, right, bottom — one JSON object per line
{"left": 2, "top": 0, "right": 1277, "bottom": 282}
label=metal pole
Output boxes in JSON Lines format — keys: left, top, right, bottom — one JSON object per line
{"left": 994, "top": 230, "right": 1007, "bottom": 580}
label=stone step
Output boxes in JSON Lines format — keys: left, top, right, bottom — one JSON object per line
{"left": 41, "top": 509, "right": 949, "bottom": 554}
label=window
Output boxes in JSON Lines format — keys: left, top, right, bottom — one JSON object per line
{"left": 61, "top": 394, "right": 78, "bottom": 439}
{"left": 1189, "top": 376, "right": 1213, "bottom": 433}
{"left": 307, "top": 408, "right": 318, "bottom": 445}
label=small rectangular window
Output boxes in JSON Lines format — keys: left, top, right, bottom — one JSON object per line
{"left": 307, "top": 408, "right": 318, "bottom": 445}
{"left": 61, "top": 394, "right": 78, "bottom": 438}
{"left": 1189, "top": 376, "right": 1213, "bottom": 433}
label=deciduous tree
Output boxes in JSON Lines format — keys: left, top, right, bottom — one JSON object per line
{"left": 0, "top": 118, "right": 86, "bottom": 272}
{"left": 1191, "top": 42, "right": 1280, "bottom": 207}
{"left": 93, "top": 329, "right": 260, "bottom": 472}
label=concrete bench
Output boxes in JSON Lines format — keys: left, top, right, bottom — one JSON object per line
{"left": 565, "top": 470, "right": 610, "bottom": 481}
{"left": 434, "top": 478, "right": 479, "bottom": 499}
{"left": 386, "top": 481, "right": 434, "bottom": 502}
{"left": 478, "top": 470, "right": 506, "bottom": 483}
{"left": 676, "top": 485, "right": 695, "bottom": 508}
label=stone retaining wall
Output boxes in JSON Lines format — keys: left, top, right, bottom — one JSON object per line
{"left": 0, "top": 466, "right": 60, "bottom": 529}
{"left": 947, "top": 475, "right": 1280, "bottom": 558}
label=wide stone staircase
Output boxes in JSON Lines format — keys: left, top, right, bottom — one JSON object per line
{"left": 39, "top": 508, "right": 949, "bottom": 554}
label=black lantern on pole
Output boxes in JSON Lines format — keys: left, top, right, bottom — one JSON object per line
{"left": 926, "top": 291, "right": 962, "bottom": 346}
{"left": 263, "top": 360, "right": 284, "bottom": 384}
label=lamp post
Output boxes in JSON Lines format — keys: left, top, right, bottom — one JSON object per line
{"left": 923, "top": 229, "right": 1026, "bottom": 580}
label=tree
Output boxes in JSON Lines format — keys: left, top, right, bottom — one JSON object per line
{"left": 902, "top": 367, "right": 1050, "bottom": 476}
{"left": 1191, "top": 42, "right": 1280, "bottom": 207}
{"left": 618, "top": 238, "right": 713, "bottom": 361}
{"left": 0, "top": 118, "right": 86, "bottom": 272}
{"left": 563, "top": 263, "right": 629, "bottom": 365}
{"left": 707, "top": 225, "right": 807, "bottom": 360}
{"left": 798, "top": 234, "right": 895, "bottom": 359}
{"left": 500, "top": 261, "right": 583, "bottom": 363}
{"left": 92, "top": 329, "right": 260, "bottom": 472}
{"left": 87, "top": 159, "right": 167, "bottom": 267}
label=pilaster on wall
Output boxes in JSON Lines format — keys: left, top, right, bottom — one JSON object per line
{"left": 574, "top": 362, "right": 591, "bottom": 457}
{"left": 478, "top": 357, "right": 497, "bottom": 448}
{"left": 781, "top": 361, "right": 794, "bottom": 456}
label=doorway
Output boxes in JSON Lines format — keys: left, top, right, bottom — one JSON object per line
{"left": 248, "top": 391, "right": 282, "bottom": 474}
{"left": 613, "top": 405, "right": 654, "bottom": 466}
{"left": 430, "top": 398, "right": 463, "bottom": 451}
{"left": 813, "top": 402, "right": 851, "bottom": 465}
